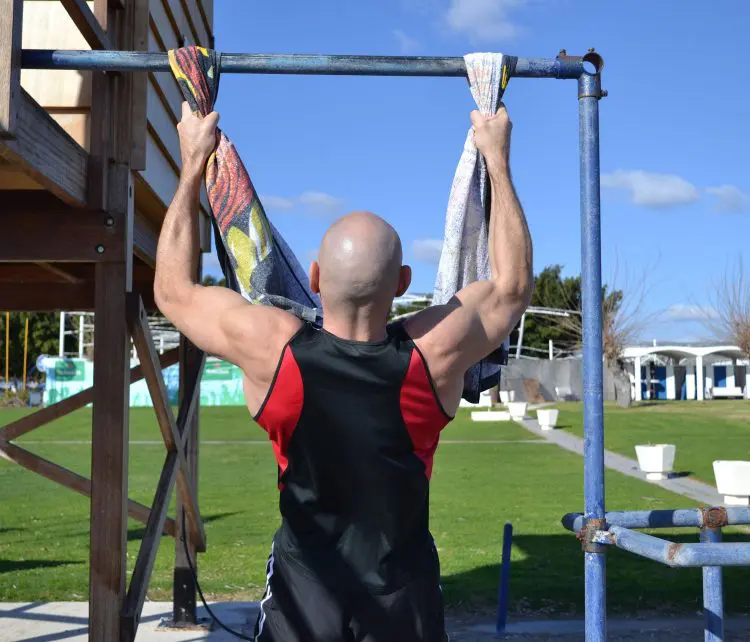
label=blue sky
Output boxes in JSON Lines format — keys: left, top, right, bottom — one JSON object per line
{"left": 203, "top": 0, "right": 749, "bottom": 342}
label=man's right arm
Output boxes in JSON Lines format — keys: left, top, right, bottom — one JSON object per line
{"left": 405, "top": 105, "right": 533, "bottom": 409}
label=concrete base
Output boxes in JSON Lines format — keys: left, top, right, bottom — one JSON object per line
{"left": 724, "top": 494, "right": 750, "bottom": 506}
{"left": 471, "top": 411, "right": 511, "bottom": 422}
{"left": 646, "top": 472, "right": 669, "bottom": 481}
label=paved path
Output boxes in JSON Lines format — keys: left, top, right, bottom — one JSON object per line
{"left": 4, "top": 602, "right": 750, "bottom": 641}
{"left": 516, "top": 416, "right": 723, "bottom": 505}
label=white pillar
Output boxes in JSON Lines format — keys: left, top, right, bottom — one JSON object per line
{"left": 696, "top": 355, "right": 704, "bottom": 401}
{"left": 59, "top": 311, "right": 66, "bottom": 357}
{"left": 549, "top": 340, "right": 554, "bottom": 360}
{"left": 686, "top": 370, "right": 696, "bottom": 400}
{"left": 727, "top": 363, "right": 735, "bottom": 389}
{"left": 666, "top": 365, "right": 676, "bottom": 400}
{"left": 159, "top": 337, "right": 165, "bottom": 355}
{"left": 634, "top": 356, "right": 642, "bottom": 401}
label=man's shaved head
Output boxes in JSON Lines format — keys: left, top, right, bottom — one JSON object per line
{"left": 313, "top": 211, "right": 408, "bottom": 315}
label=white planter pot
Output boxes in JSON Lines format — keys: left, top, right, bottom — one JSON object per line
{"left": 499, "top": 390, "right": 515, "bottom": 404}
{"left": 471, "top": 410, "right": 511, "bottom": 422}
{"left": 713, "top": 460, "right": 750, "bottom": 506}
{"left": 635, "top": 444, "right": 676, "bottom": 481}
{"left": 507, "top": 402, "right": 528, "bottom": 420}
{"left": 536, "top": 409, "right": 559, "bottom": 431}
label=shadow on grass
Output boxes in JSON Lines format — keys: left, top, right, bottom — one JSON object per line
{"left": 441, "top": 532, "right": 750, "bottom": 616}
{"left": 0, "top": 559, "right": 84, "bottom": 574}
{"left": 0, "top": 527, "right": 25, "bottom": 534}
{"left": 127, "top": 511, "right": 243, "bottom": 542}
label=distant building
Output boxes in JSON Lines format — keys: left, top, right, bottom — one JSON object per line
{"left": 621, "top": 343, "right": 749, "bottom": 401}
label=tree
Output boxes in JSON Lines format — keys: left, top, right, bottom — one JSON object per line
{"left": 699, "top": 256, "right": 750, "bottom": 358}
{"left": 201, "top": 275, "right": 227, "bottom": 287}
{"left": 389, "top": 295, "right": 432, "bottom": 321}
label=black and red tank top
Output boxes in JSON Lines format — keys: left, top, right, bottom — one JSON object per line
{"left": 254, "top": 321, "right": 452, "bottom": 591}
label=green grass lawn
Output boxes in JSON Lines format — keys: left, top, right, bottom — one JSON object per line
{"left": 1, "top": 406, "right": 749, "bottom": 616}
{"left": 557, "top": 401, "right": 750, "bottom": 483}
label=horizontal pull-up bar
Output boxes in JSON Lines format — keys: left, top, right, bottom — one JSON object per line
{"left": 21, "top": 49, "right": 596, "bottom": 79}
{"left": 562, "top": 507, "right": 750, "bottom": 532}
{"left": 594, "top": 526, "right": 750, "bottom": 568}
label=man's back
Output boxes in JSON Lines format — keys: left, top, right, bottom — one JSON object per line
{"left": 255, "top": 322, "right": 451, "bottom": 591}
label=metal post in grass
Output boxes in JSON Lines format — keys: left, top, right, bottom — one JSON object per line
{"left": 701, "top": 526, "right": 724, "bottom": 642}
{"left": 496, "top": 522, "right": 513, "bottom": 636}
{"left": 578, "top": 56, "right": 607, "bottom": 642}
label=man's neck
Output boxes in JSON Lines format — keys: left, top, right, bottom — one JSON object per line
{"left": 322, "top": 311, "right": 389, "bottom": 343}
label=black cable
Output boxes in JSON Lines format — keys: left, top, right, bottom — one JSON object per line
{"left": 180, "top": 512, "right": 254, "bottom": 640}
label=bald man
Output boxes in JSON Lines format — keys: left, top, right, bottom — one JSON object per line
{"left": 155, "top": 103, "right": 532, "bottom": 642}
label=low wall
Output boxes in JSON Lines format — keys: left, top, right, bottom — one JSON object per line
{"left": 500, "top": 358, "right": 618, "bottom": 402}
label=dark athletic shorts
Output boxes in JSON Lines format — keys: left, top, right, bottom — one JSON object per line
{"left": 252, "top": 542, "right": 449, "bottom": 642}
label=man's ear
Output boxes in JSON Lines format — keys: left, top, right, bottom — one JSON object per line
{"left": 396, "top": 265, "right": 412, "bottom": 297}
{"left": 309, "top": 261, "right": 321, "bottom": 294}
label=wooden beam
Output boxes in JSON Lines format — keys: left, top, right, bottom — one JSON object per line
{"left": 0, "top": 441, "right": 176, "bottom": 537}
{"left": 60, "top": 0, "right": 113, "bottom": 50}
{"left": 89, "top": 262, "right": 131, "bottom": 642}
{"left": 0, "top": 199, "right": 123, "bottom": 262}
{"left": 121, "top": 451, "right": 178, "bottom": 640}
{"left": 130, "top": 0, "right": 149, "bottom": 170}
{"left": 0, "top": 347, "right": 179, "bottom": 442}
{"left": 0, "top": 90, "right": 88, "bottom": 206}
{"left": 128, "top": 295, "right": 206, "bottom": 552}
{"left": 33, "top": 262, "right": 84, "bottom": 284}
{"left": 133, "top": 212, "right": 159, "bottom": 267}
{"left": 177, "top": 350, "right": 205, "bottom": 447}
{"left": 0, "top": 0, "right": 23, "bottom": 138}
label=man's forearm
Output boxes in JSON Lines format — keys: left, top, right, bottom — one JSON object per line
{"left": 487, "top": 163, "right": 533, "bottom": 299}
{"left": 154, "top": 169, "right": 203, "bottom": 305}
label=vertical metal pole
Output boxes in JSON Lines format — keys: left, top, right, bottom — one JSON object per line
{"left": 515, "top": 312, "right": 526, "bottom": 359}
{"left": 701, "top": 527, "right": 724, "bottom": 642}
{"left": 59, "top": 311, "right": 65, "bottom": 357}
{"left": 496, "top": 522, "right": 513, "bottom": 636}
{"left": 579, "top": 69, "right": 606, "bottom": 642}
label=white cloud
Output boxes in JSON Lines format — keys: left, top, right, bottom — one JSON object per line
{"left": 413, "top": 238, "right": 444, "bottom": 263}
{"left": 445, "top": 0, "right": 525, "bottom": 44}
{"left": 706, "top": 185, "right": 749, "bottom": 213}
{"left": 601, "top": 170, "right": 700, "bottom": 208}
{"left": 261, "top": 195, "right": 295, "bottom": 211}
{"left": 393, "top": 29, "right": 420, "bottom": 53}
{"left": 298, "top": 191, "right": 345, "bottom": 215}
{"left": 662, "top": 304, "right": 718, "bottom": 323}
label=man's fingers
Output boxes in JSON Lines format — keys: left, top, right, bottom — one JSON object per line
{"left": 470, "top": 110, "right": 485, "bottom": 128}
{"left": 205, "top": 111, "right": 220, "bottom": 128}
{"left": 181, "top": 101, "right": 192, "bottom": 121}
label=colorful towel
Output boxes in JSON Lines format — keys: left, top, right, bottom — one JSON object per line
{"left": 433, "top": 53, "right": 517, "bottom": 403}
{"left": 168, "top": 47, "right": 321, "bottom": 323}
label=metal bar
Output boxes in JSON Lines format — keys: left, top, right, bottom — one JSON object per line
{"left": 579, "top": 69, "right": 606, "bottom": 642}
{"left": 701, "top": 527, "right": 724, "bottom": 642}
{"left": 594, "top": 526, "right": 750, "bottom": 568}
{"left": 496, "top": 522, "right": 513, "bottom": 636}
{"left": 562, "top": 507, "right": 750, "bottom": 533}
{"left": 21, "top": 49, "right": 586, "bottom": 78}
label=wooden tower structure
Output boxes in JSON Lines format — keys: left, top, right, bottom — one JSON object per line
{"left": 0, "top": 1, "right": 214, "bottom": 640}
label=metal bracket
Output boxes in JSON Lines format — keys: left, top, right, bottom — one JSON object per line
{"left": 578, "top": 518, "right": 607, "bottom": 553}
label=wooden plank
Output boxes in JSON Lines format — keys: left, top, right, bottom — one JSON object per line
{"left": 89, "top": 262, "right": 130, "bottom": 642}
{"left": 147, "top": 80, "right": 180, "bottom": 165}
{"left": 34, "top": 262, "right": 83, "bottom": 284}
{"left": 157, "top": 0, "right": 188, "bottom": 46}
{"left": 133, "top": 211, "right": 159, "bottom": 267}
{"left": 121, "top": 450, "right": 178, "bottom": 640}
{"left": 177, "top": 350, "right": 205, "bottom": 445}
{"left": 0, "top": 281, "right": 156, "bottom": 312}
{"left": 0, "top": 0, "right": 23, "bottom": 137}
{"left": 0, "top": 90, "right": 88, "bottom": 206}
{"left": 130, "top": 0, "right": 150, "bottom": 170}
{"left": 0, "top": 196, "right": 123, "bottom": 262}
{"left": 173, "top": 332, "right": 202, "bottom": 623}
{"left": 196, "top": 0, "right": 213, "bottom": 42}
{"left": 0, "top": 347, "right": 178, "bottom": 442}
{"left": 179, "top": 0, "right": 210, "bottom": 47}
{"left": 127, "top": 295, "right": 206, "bottom": 552}
{"left": 60, "top": 0, "right": 112, "bottom": 50}
{"left": 0, "top": 441, "right": 176, "bottom": 537}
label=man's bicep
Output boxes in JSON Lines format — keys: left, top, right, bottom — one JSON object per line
{"left": 158, "top": 284, "right": 251, "bottom": 362}
{"left": 408, "top": 282, "right": 520, "bottom": 375}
